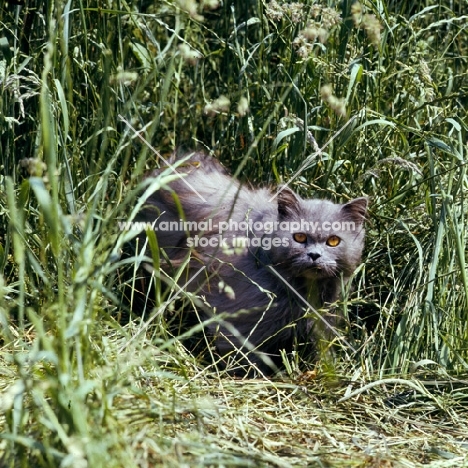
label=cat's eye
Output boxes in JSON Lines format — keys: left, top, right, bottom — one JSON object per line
{"left": 326, "top": 235, "right": 341, "bottom": 247}
{"left": 293, "top": 233, "right": 307, "bottom": 244}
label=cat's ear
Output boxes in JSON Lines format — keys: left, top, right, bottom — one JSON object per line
{"left": 277, "top": 186, "right": 301, "bottom": 219}
{"left": 341, "top": 197, "right": 368, "bottom": 225}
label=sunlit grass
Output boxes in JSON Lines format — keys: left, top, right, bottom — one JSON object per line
{"left": 0, "top": 0, "right": 467, "bottom": 466}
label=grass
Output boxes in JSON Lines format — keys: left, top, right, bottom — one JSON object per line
{"left": 1, "top": 0, "right": 468, "bottom": 466}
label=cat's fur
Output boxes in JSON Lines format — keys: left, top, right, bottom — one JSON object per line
{"left": 134, "top": 152, "right": 367, "bottom": 374}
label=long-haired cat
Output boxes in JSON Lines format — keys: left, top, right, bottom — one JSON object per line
{"left": 132, "top": 152, "right": 367, "bottom": 375}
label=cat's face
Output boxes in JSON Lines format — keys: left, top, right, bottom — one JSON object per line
{"left": 268, "top": 188, "right": 367, "bottom": 280}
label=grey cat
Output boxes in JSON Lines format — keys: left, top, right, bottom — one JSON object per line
{"left": 135, "top": 152, "right": 367, "bottom": 374}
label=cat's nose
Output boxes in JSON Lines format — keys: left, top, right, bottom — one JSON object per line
{"left": 308, "top": 252, "right": 321, "bottom": 261}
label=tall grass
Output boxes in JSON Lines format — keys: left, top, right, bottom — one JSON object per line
{"left": 1, "top": 0, "right": 468, "bottom": 466}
